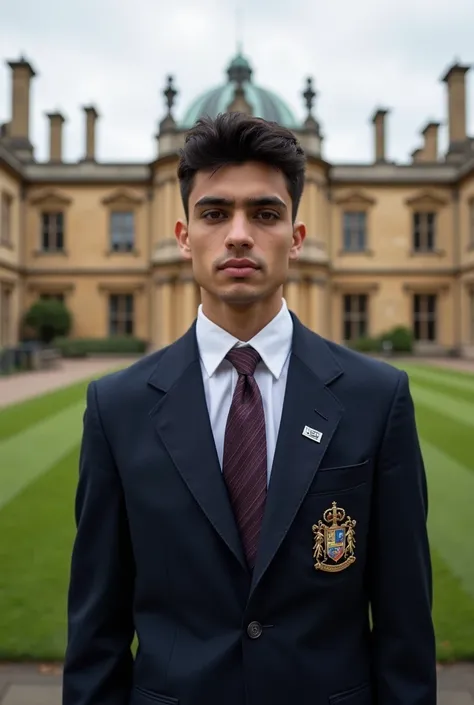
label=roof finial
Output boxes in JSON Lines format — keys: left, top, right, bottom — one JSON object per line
{"left": 163, "top": 75, "right": 177, "bottom": 116}
{"left": 303, "top": 77, "right": 316, "bottom": 118}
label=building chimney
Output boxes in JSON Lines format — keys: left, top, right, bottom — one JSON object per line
{"left": 6, "top": 56, "right": 36, "bottom": 159}
{"left": 441, "top": 62, "right": 470, "bottom": 149}
{"left": 411, "top": 148, "right": 423, "bottom": 163}
{"left": 420, "top": 121, "right": 439, "bottom": 162}
{"left": 83, "top": 105, "right": 99, "bottom": 161}
{"left": 371, "top": 108, "right": 389, "bottom": 163}
{"left": 46, "top": 111, "right": 65, "bottom": 162}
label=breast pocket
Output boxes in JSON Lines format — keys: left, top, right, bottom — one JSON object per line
{"left": 307, "top": 458, "right": 372, "bottom": 496}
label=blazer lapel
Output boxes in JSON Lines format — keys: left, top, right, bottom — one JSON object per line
{"left": 148, "top": 325, "right": 248, "bottom": 572}
{"left": 250, "top": 317, "right": 344, "bottom": 594}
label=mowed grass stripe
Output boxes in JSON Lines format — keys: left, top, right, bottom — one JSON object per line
{"left": 409, "top": 381, "right": 474, "bottom": 429}
{"left": 418, "top": 437, "right": 474, "bottom": 599}
{"left": 0, "top": 445, "right": 79, "bottom": 660}
{"left": 0, "top": 363, "right": 127, "bottom": 441}
{"left": 0, "top": 377, "right": 91, "bottom": 441}
{"left": 431, "top": 548, "right": 474, "bottom": 661}
{"left": 397, "top": 362, "right": 474, "bottom": 382}
{"left": 0, "top": 400, "right": 85, "bottom": 510}
{"left": 402, "top": 367, "right": 474, "bottom": 404}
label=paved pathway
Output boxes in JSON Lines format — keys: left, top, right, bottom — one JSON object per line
{"left": 0, "top": 357, "right": 138, "bottom": 408}
{"left": 0, "top": 662, "right": 473, "bottom": 704}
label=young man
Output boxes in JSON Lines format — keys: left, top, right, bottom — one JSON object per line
{"left": 63, "top": 113, "right": 436, "bottom": 705}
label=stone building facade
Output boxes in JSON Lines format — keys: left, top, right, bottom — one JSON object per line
{"left": 1, "top": 52, "right": 474, "bottom": 355}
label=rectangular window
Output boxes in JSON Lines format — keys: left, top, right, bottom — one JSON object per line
{"left": 110, "top": 211, "right": 135, "bottom": 252}
{"left": 413, "top": 212, "right": 436, "bottom": 252}
{"left": 413, "top": 294, "right": 437, "bottom": 342}
{"left": 0, "top": 193, "right": 12, "bottom": 246}
{"left": 342, "top": 211, "right": 366, "bottom": 252}
{"left": 41, "top": 212, "right": 64, "bottom": 251}
{"left": 108, "top": 293, "right": 134, "bottom": 336}
{"left": 342, "top": 294, "right": 368, "bottom": 341}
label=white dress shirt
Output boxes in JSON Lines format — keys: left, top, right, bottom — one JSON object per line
{"left": 195, "top": 299, "right": 293, "bottom": 482}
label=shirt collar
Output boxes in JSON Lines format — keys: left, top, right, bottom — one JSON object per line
{"left": 196, "top": 299, "right": 293, "bottom": 380}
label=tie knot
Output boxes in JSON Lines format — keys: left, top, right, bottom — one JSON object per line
{"left": 226, "top": 346, "right": 261, "bottom": 376}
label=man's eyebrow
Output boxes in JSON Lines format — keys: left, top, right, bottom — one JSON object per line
{"left": 194, "top": 196, "right": 287, "bottom": 209}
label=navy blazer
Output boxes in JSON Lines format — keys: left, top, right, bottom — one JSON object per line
{"left": 63, "top": 315, "right": 437, "bottom": 705}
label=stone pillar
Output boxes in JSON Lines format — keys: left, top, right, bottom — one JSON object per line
{"left": 178, "top": 272, "right": 197, "bottom": 336}
{"left": 164, "top": 179, "right": 174, "bottom": 239}
{"left": 306, "top": 278, "right": 318, "bottom": 332}
{"left": 155, "top": 275, "right": 174, "bottom": 348}
{"left": 285, "top": 276, "right": 300, "bottom": 313}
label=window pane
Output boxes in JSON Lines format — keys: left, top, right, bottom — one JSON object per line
{"left": 342, "top": 211, "right": 366, "bottom": 251}
{"left": 427, "top": 319, "right": 436, "bottom": 341}
{"left": 343, "top": 319, "right": 352, "bottom": 341}
{"left": 110, "top": 211, "right": 135, "bottom": 251}
{"left": 125, "top": 294, "right": 134, "bottom": 314}
{"left": 358, "top": 294, "right": 367, "bottom": 314}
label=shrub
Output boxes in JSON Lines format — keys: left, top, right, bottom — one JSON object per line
{"left": 381, "top": 326, "right": 414, "bottom": 353}
{"left": 23, "top": 299, "right": 72, "bottom": 344}
{"left": 347, "top": 336, "right": 381, "bottom": 353}
{"left": 54, "top": 336, "right": 147, "bottom": 357}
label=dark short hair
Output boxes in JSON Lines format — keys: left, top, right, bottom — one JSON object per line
{"left": 177, "top": 112, "right": 306, "bottom": 221}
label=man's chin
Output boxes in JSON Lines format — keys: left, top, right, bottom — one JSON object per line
{"left": 218, "top": 287, "right": 263, "bottom": 306}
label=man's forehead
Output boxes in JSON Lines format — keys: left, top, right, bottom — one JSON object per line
{"left": 190, "top": 164, "right": 290, "bottom": 205}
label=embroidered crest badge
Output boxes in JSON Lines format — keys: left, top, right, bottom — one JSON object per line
{"left": 312, "top": 501, "right": 356, "bottom": 573}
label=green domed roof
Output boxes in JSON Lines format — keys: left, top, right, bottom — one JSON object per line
{"left": 180, "top": 52, "right": 299, "bottom": 130}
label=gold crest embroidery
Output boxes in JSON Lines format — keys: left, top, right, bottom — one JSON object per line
{"left": 312, "top": 501, "right": 356, "bottom": 572}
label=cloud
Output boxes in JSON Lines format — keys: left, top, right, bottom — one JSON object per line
{"left": 0, "top": 0, "right": 473, "bottom": 164}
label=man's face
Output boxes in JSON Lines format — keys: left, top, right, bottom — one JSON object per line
{"left": 175, "top": 161, "right": 306, "bottom": 307}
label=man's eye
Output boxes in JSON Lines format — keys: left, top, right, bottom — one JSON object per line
{"left": 256, "top": 211, "right": 279, "bottom": 221}
{"left": 202, "top": 210, "right": 225, "bottom": 220}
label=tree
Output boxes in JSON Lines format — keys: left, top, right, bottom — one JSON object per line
{"left": 23, "top": 298, "right": 72, "bottom": 344}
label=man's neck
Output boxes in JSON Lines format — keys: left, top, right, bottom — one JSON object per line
{"left": 201, "top": 293, "right": 283, "bottom": 342}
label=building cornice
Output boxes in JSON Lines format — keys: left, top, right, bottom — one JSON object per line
{"left": 0, "top": 143, "right": 25, "bottom": 178}
{"left": 23, "top": 161, "right": 151, "bottom": 183}
{"left": 331, "top": 163, "right": 459, "bottom": 184}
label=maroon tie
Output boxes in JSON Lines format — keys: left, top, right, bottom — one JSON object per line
{"left": 222, "top": 346, "right": 267, "bottom": 569}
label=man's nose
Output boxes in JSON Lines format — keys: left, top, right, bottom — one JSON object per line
{"left": 224, "top": 212, "right": 254, "bottom": 248}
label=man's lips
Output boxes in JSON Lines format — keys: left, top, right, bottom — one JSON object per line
{"left": 219, "top": 258, "right": 259, "bottom": 270}
{"left": 218, "top": 259, "right": 260, "bottom": 278}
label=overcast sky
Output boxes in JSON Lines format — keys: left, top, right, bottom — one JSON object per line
{"left": 1, "top": 0, "right": 473, "bottom": 165}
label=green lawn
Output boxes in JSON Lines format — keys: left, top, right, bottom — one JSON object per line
{"left": 0, "top": 360, "right": 473, "bottom": 662}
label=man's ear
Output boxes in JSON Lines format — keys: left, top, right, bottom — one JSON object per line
{"left": 289, "top": 221, "right": 306, "bottom": 260}
{"left": 175, "top": 219, "right": 192, "bottom": 259}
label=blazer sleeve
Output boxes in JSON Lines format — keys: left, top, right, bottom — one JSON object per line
{"left": 368, "top": 370, "right": 437, "bottom": 705}
{"left": 62, "top": 380, "right": 135, "bottom": 705}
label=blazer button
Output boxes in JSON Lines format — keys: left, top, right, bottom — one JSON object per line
{"left": 247, "top": 621, "right": 263, "bottom": 639}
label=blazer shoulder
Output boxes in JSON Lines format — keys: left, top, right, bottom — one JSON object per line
{"left": 320, "top": 335, "right": 404, "bottom": 392}
{"left": 89, "top": 345, "right": 172, "bottom": 411}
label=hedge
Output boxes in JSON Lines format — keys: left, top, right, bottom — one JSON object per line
{"left": 53, "top": 337, "right": 147, "bottom": 357}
